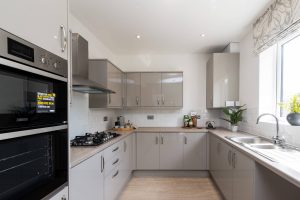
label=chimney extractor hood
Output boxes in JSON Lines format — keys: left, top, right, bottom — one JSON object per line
{"left": 72, "top": 33, "right": 115, "bottom": 94}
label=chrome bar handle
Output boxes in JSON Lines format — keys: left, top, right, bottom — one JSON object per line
{"left": 228, "top": 150, "right": 232, "bottom": 166}
{"left": 232, "top": 152, "right": 236, "bottom": 168}
{"left": 112, "top": 146, "right": 119, "bottom": 152}
{"left": 184, "top": 136, "right": 187, "bottom": 144}
{"left": 136, "top": 97, "right": 139, "bottom": 105}
{"left": 162, "top": 96, "right": 165, "bottom": 105}
{"left": 161, "top": 136, "right": 164, "bottom": 144}
{"left": 155, "top": 136, "right": 159, "bottom": 144}
{"left": 112, "top": 170, "right": 119, "bottom": 178}
{"left": 60, "top": 25, "right": 67, "bottom": 52}
{"left": 157, "top": 98, "right": 160, "bottom": 105}
{"left": 112, "top": 158, "right": 119, "bottom": 165}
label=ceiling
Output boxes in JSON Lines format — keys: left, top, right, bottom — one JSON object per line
{"left": 70, "top": 0, "right": 272, "bottom": 54}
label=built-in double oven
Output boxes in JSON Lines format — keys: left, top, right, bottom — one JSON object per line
{"left": 0, "top": 28, "right": 68, "bottom": 200}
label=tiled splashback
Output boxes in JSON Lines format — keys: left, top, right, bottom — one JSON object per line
{"left": 221, "top": 108, "right": 300, "bottom": 148}
{"left": 117, "top": 109, "right": 222, "bottom": 128}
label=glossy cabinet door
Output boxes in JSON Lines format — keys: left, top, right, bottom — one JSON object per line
{"left": 107, "top": 62, "right": 123, "bottom": 107}
{"left": 161, "top": 73, "right": 183, "bottom": 107}
{"left": 206, "top": 53, "right": 239, "bottom": 108}
{"left": 141, "top": 73, "right": 162, "bottom": 107}
{"left": 49, "top": 186, "right": 68, "bottom": 200}
{"left": 159, "top": 133, "right": 184, "bottom": 169}
{"left": 104, "top": 167, "right": 121, "bottom": 200}
{"left": 136, "top": 133, "right": 160, "bottom": 169}
{"left": 126, "top": 73, "right": 141, "bottom": 107}
{"left": 0, "top": 0, "right": 68, "bottom": 59}
{"left": 183, "top": 133, "right": 207, "bottom": 170}
{"left": 69, "top": 153, "right": 104, "bottom": 200}
{"left": 120, "top": 136, "right": 132, "bottom": 186}
{"left": 232, "top": 150, "right": 255, "bottom": 200}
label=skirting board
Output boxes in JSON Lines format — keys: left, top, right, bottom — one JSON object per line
{"left": 133, "top": 170, "right": 209, "bottom": 178}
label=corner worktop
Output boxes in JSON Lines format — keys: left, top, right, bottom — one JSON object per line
{"left": 70, "top": 127, "right": 300, "bottom": 188}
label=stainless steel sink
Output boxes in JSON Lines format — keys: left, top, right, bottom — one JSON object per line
{"left": 226, "top": 135, "right": 300, "bottom": 163}
{"left": 249, "top": 144, "right": 279, "bottom": 149}
{"left": 228, "top": 136, "right": 269, "bottom": 144}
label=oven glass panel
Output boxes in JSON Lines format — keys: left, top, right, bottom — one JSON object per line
{"left": 0, "top": 64, "right": 67, "bottom": 133}
{"left": 0, "top": 129, "right": 68, "bottom": 200}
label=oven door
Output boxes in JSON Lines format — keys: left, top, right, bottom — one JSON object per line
{"left": 0, "top": 58, "right": 67, "bottom": 133}
{"left": 0, "top": 129, "right": 68, "bottom": 200}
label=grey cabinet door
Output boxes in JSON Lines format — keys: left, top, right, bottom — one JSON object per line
{"left": 107, "top": 62, "right": 123, "bottom": 107}
{"left": 159, "top": 133, "right": 183, "bottom": 170}
{"left": 126, "top": 73, "right": 141, "bottom": 107}
{"left": 141, "top": 73, "right": 162, "bottom": 107}
{"left": 70, "top": 153, "right": 104, "bottom": 200}
{"left": 136, "top": 133, "right": 160, "bottom": 169}
{"left": 183, "top": 133, "right": 207, "bottom": 170}
{"left": 232, "top": 150, "right": 255, "bottom": 200}
{"left": 161, "top": 73, "right": 183, "bottom": 107}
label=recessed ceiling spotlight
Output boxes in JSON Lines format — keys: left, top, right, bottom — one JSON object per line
{"left": 136, "top": 35, "right": 141, "bottom": 39}
{"left": 201, "top": 33, "right": 206, "bottom": 37}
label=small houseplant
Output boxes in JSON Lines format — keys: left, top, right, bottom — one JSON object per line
{"left": 280, "top": 94, "right": 300, "bottom": 126}
{"left": 220, "top": 105, "right": 246, "bottom": 132}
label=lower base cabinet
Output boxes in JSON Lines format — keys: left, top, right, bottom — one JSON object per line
{"left": 69, "top": 153, "right": 104, "bottom": 200}
{"left": 209, "top": 134, "right": 255, "bottom": 200}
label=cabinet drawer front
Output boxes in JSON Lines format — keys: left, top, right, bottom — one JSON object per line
{"left": 104, "top": 167, "right": 121, "bottom": 200}
{"left": 104, "top": 154, "right": 121, "bottom": 177}
{"left": 104, "top": 141, "right": 122, "bottom": 160}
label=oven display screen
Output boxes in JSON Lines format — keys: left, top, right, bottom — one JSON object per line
{"left": 37, "top": 92, "right": 56, "bottom": 113}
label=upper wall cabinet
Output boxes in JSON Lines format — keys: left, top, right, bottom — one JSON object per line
{"left": 126, "top": 73, "right": 141, "bottom": 107}
{"left": 135, "top": 72, "right": 183, "bottom": 108}
{"left": 206, "top": 53, "right": 239, "bottom": 108}
{"left": 89, "top": 59, "right": 124, "bottom": 108}
{"left": 0, "top": 0, "right": 68, "bottom": 59}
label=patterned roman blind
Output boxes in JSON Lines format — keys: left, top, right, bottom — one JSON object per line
{"left": 253, "top": 0, "right": 300, "bottom": 54}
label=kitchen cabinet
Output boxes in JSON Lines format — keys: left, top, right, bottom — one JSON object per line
{"left": 159, "top": 133, "right": 183, "bottom": 169}
{"left": 126, "top": 73, "right": 141, "bottom": 107}
{"left": 49, "top": 186, "right": 68, "bottom": 200}
{"left": 89, "top": 59, "right": 123, "bottom": 108}
{"left": 137, "top": 132, "right": 207, "bottom": 170}
{"left": 69, "top": 153, "right": 104, "bottom": 200}
{"left": 0, "top": 0, "right": 68, "bottom": 59}
{"left": 206, "top": 53, "right": 239, "bottom": 108}
{"left": 128, "top": 72, "right": 183, "bottom": 108}
{"left": 182, "top": 133, "right": 207, "bottom": 170}
{"left": 209, "top": 134, "right": 254, "bottom": 200}
{"left": 161, "top": 73, "right": 183, "bottom": 107}
{"left": 104, "top": 167, "right": 122, "bottom": 200}
{"left": 137, "top": 133, "right": 160, "bottom": 169}
{"left": 141, "top": 73, "right": 162, "bottom": 107}
{"left": 120, "top": 135, "right": 133, "bottom": 186}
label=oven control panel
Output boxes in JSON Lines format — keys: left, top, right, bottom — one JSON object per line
{"left": 0, "top": 28, "right": 68, "bottom": 78}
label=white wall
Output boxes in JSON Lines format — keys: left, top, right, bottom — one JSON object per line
{"left": 238, "top": 30, "right": 300, "bottom": 147}
{"left": 69, "top": 14, "right": 117, "bottom": 139}
{"left": 116, "top": 54, "right": 221, "bottom": 127}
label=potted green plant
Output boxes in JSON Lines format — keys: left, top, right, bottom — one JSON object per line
{"left": 280, "top": 94, "right": 300, "bottom": 126}
{"left": 220, "top": 105, "right": 246, "bottom": 132}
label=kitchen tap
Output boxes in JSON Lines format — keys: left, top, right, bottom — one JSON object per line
{"left": 256, "top": 113, "right": 285, "bottom": 145}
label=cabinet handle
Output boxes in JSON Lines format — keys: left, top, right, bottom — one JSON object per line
{"left": 232, "top": 152, "right": 236, "bottom": 168}
{"left": 108, "top": 94, "right": 111, "bottom": 104}
{"left": 136, "top": 97, "right": 139, "bottom": 105}
{"left": 228, "top": 150, "right": 232, "bottom": 166}
{"left": 162, "top": 96, "right": 165, "bottom": 105}
{"left": 112, "top": 170, "right": 119, "bottom": 178}
{"left": 112, "top": 146, "right": 119, "bottom": 152}
{"left": 112, "top": 158, "right": 119, "bottom": 165}
{"left": 155, "top": 136, "right": 159, "bottom": 144}
{"left": 60, "top": 25, "right": 67, "bottom": 52}
{"left": 184, "top": 136, "right": 187, "bottom": 144}
{"left": 101, "top": 156, "right": 103, "bottom": 173}
{"left": 157, "top": 98, "right": 160, "bottom": 105}
{"left": 161, "top": 136, "right": 164, "bottom": 144}
{"left": 69, "top": 29, "right": 73, "bottom": 105}
{"left": 124, "top": 141, "right": 127, "bottom": 152}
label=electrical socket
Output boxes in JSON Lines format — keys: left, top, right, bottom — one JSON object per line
{"left": 103, "top": 116, "right": 108, "bottom": 121}
{"left": 147, "top": 115, "right": 154, "bottom": 120}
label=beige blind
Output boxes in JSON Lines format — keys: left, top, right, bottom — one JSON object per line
{"left": 253, "top": 0, "right": 300, "bottom": 54}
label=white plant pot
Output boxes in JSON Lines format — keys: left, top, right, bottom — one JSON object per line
{"left": 231, "top": 125, "right": 238, "bottom": 132}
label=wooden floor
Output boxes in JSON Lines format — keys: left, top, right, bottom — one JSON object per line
{"left": 119, "top": 176, "right": 223, "bottom": 200}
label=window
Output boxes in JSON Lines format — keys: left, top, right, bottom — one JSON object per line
{"left": 259, "top": 31, "right": 300, "bottom": 120}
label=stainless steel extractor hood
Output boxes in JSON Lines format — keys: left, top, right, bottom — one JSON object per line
{"left": 72, "top": 33, "right": 115, "bottom": 94}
